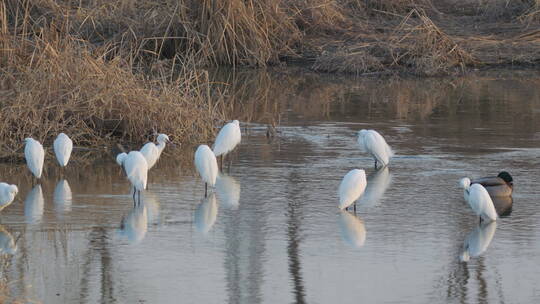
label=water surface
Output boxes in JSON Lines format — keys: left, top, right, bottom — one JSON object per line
{"left": 0, "top": 69, "right": 539, "bottom": 303}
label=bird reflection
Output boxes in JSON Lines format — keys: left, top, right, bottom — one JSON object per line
{"left": 339, "top": 211, "right": 366, "bottom": 248}
{"left": 0, "top": 226, "right": 17, "bottom": 255}
{"left": 141, "top": 191, "right": 161, "bottom": 225}
{"left": 24, "top": 184, "right": 44, "bottom": 224}
{"left": 460, "top": 221, "right": 497, "bottom": 262}
{"left": 357, "top": 167, "right": 391, "bottom": 208}
{"left": 54, "top": 179, "right": 72, "bottom": 213}
{"left": 119, "top": 203, "right": 148, "bottom": 244}
{"left": 216, "top": 173, "right": 241, "bottom": 210}
{"left": 194, "top": 193, "right": 218, "bottom": 234}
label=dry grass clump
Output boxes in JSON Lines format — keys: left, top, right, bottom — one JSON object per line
{"left": 312, "top": 47, "right": 384, "bottom": 74}
{"left": 289, "top": 0, "right": 349, "bottom": 33}
{"left": 345, "top": 0, "right": 433, "bottom": 14}
{"left": 0, "top": 28, "right": 218, "bottom": 159}
{"left": 392, "top": 10, "right": 475, "bottom": 76}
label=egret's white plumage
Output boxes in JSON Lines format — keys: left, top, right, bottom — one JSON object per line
{"left": 53, "top": 133, "right": 73, "bottom": 167}
{"left": 358, "top": 129, "right": 393, "bottom": 168}
{"left": 339, "top": 211, "right": 366, "bottom": 248}
{"left": 54, "top": 179, "right": 72, "bottom": 213}
{"left": 213, "top": 120, "right": 241, "bottom": 157}
{"left": 460, "top": 221, "right": 497, "bottom": 262}
{"left": 195, "top": 145, "right": 218, "bottom": 188}
{"left": 338, "top": 169, "right": 367, "bottom": 210}
{"left": 215, "top": 173, "right": 240, "bottom": 209}
{"left": 140, "top": 134, "right": 170, "bottom": 169}
{"left": 24, "top": 184, "right": 44, "bottom": 224}
{"left": 460, "top": 177, "right": 471, "bottom": 202}
{"left": 116, "top": 152, "right": 127, "bottom": 167}
{"left": 195, "top": 193, "right": 218, "bottom": 234}
{"left": 0, "top": 226, "right": 17, "bottom": 255}
{"left": 118, "top": 151, "right": 148, "bottom": 192}
{"left": 24, "top": 138, "right": 45, "bottom": 178}
{"left": 119, "top": 203, "right": 148, "bottom": 244}
{"left": 462, "top": 182, "right": 498, "bottom": 222}
{"left": 0, "top": 183, "right": 18, "bottom": 212}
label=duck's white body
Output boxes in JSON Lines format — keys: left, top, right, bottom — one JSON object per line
{"left": 213, "top": 120, "right": 241, "bottom": 157}
{"left": 24, "top": 138, "right": 45, "bottom": 178}
{"left": 53, "top": 133, "right": 73, "bottom": 167}
{"left": 358, "top": 129, "right": 393, "bottom": 168}
{"left": 195, "top": 145, "right": 218, "bottom": 187}
{"left": 338, "top": 169, "right": 367, "bottom": 210}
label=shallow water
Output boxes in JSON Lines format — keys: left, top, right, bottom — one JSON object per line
{"left": 1, "top": 70, "right": 540, "bottom": 303}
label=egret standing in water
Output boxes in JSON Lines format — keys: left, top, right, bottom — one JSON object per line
{"left": 194, "top": 145, "right": 218, "bottom": 197}
{"left": 53, "top": 133, "right": 73, "bottom": 170}
{"left": 0, "top": 183, "right": 18, "bottom": 212}
{"left": 213, "top": 120, "right": 241, "bottom": 168}
{"left": 116, "top": 151, "right": 148, "bottom": 204}
{"left": 357, "top": 129, "right": 393, "bottom": 169}
{"left": 140, "top": 134, "right": 170, "bottom": 170}
{"left": 24, "top": 138, "right": 45, "bottom": 180}
{"left": 338, "top": 169, "right": 367, "bottom": 211}
{"left": 460, "top": 179, "right": 497, "bottom": 222}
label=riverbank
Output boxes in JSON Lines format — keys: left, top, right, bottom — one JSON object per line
{"left": 1, "top": 0, "right": 538, "bottom": 158}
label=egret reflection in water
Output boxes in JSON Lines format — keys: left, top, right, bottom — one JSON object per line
{"left": 142, "top": 191, "right": 161, "bottom": 225}
{"left": 0, "top": 226, "right": 17, "bottom": 255}
{"left": 54, "top": 179, "right": 72, "bottom": 213}
{"left": 460, "top": 221, "right": 497, "bottom": 262}
{"left": 194, "top": 192, "right": 218, "bottom": 234}
{"left": 215, "top": 173, "right": 240, "bottom": 210}
{"left": 339, "top": 211, "right": 366, "bottom": 248}
{"left": 24, "top": 184, "right": 44, "bottom": 224}
{"left": 357, "top": 167, "right": 392, "bottom": 208}
{"left": 119, "top": 203, "right": 148, "bottom": 244}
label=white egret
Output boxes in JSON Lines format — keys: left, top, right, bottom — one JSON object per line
{"left": 194, "top": 193, "right": 218, "bottom": 234}
{"left": 53, "top": 133, "right": 73, "bottom": 169}
{"left": 116, "top": 151, "right": 148, "bottom": 203}
{"left": 357, "top": 129, "right": 393, "bottom": 169}
{"left": 460, "top": 180, "right": 497, "bottom": 222}
{"left": 24, "top": 138, "right": 45, "bottom": 179}
{"left": 194, "top": 145, "right": 218, "bottom": 197}
{"left": 0, "top": 226, "right": 17, "bottom": 255}
{"left": 213, "top": 120, "right": 241, "bottom": 166}
{"left": 460, "top": 221, "right": 497, "bottom": 262}
{"left": 338, "top": 169, "right": 367, "bottom": 211}
{"left": 0, "top": 183, "right": 18, "bottom": 212}
{"left": 119, "top": 203, "right": 148, "bottom": 244}
{"left": 339, "top": 211, "right": 366, "bottom": 248}
{"left": 140, "top": 134, "right": 170, "bottom": 170}
{"left": 24, "top": 184, "right": 44, "bottom": 224}
{"left": 54, "top": 179, "right": 72, "bottom": 213}
{"left": 215, "top": 173, "right": 240, "bottom": 210}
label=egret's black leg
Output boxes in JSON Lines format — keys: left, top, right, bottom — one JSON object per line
{"left": 138, "top": 191, "right": 141, "bottom": 206}
{"left": 479, "top": 216, "right": 482, "bottom": 224}
{"left": 354, "top": 202, "right": 357, "bottom": 213}
{"left": 374, "top": 159, "right": 378, "bottom": 170}
{"left": 205, "top": 183, "right": 208, "bottom": 197}
{"left": 220, "top": 155, "right": 224, "bottom": 170}
{"left": 132, "top": 189, "right": 136, "bottom": 207}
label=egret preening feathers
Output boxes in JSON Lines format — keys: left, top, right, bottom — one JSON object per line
{"left": 0, "top": 183, "right": 18, "bottom": 212}
{"left": 338, "top": 169, "right": 367, "bottom": 211}
{"left": 213, "top": 120, "right": 241, "bottom": 164}
{"left": 53, "top": 133, "right": 73, "bottom": 168}
{"left": 140, "top": 134, "right": 170, "bottom": 170}
{"left": 461, "top": 179, "right": 497, "bottom": 222}
{"left": 194, "top": 145, "right": 218, "bottom": 197}
{"left": 24, "top": 138, "right": 45, "bottom": 179}
{"left": 358, "top": 129, "right": 393, "bottom": 169}
{"left": 117, "top": 151, "right": 148, "bottom": 202}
